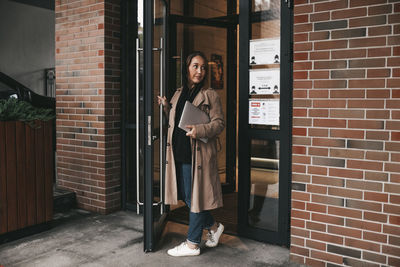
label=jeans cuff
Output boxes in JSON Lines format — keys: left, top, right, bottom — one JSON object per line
{"left": 204, "top": 220, "right": 215, "bottom": 230}
{"left": 187, "top": 238, "right": 200, "bottom": 245}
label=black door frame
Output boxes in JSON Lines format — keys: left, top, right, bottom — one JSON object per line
{"left": 237, "top": 0, "right": 293, "bottom": 246}
{"left": 143, "top": 0, "right": 169, "bottom": 252}
{"left": 143, "top": 0, "right": 154, "bottom": 251}
{"left": 121, "top": 0, "right": 293, "bottom": 248}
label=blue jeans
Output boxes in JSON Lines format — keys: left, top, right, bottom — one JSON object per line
{"left": 176, "top": 163, "right": 215, "bottom": 245}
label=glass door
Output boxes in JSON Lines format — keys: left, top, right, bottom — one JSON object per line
{"left": 143, "top": 0, "right": 168, "bottom": 252}
{"left": 238, "top": 0, "right": 293, "bottom": 246}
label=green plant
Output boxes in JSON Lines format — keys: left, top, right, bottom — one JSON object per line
{"left": 0, "top": 98, "right": 55, "bottom": 122}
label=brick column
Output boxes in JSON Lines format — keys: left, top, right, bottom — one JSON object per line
{"left": 291, "top": 0, "right": 400, "bottom": 266}
{"left": 55, "top": 0, "right": 121, "bottom": 214}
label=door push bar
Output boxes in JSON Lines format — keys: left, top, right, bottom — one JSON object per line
{"left": 136, "top": 38, "right": 141, "bottom": 214}
{"left": 136, "top": 38, "right": 165, "bottom": 215}
{"left": 159, "top": 38, "right": 165, "bottom": 215}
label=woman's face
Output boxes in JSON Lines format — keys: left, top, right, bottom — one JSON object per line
{"left": 187, "top": 56, "right": 206, "bottom": 85}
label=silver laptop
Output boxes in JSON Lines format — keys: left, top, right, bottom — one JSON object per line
{"left": 178, "top": 101, "right": 210, "bottom": 143}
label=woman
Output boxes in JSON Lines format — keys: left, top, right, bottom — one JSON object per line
{"left": 158, "top": 51, "right": 225, "bottom": 256}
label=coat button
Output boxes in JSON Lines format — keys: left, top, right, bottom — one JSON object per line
{"left": 166, "top": 160, "right": 168, "bottom": 164}
{"left": 197, "top": 165, "right": 201, "bottom": 169}
{"left": 168, "top": 124, "right": 171, "bottom": 128}
{"left": 167, "top": 143, "right": 170, "bottom": 146}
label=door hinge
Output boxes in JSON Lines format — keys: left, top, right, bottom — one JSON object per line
{"left": 285, "top": 0, "right": 292, "bottom": 8}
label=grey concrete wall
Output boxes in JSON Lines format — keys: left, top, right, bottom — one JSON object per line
{"left": 0, "top": 0, "right": 54, "bottom": 96}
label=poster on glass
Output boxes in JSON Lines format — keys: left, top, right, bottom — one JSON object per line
{"left": 249, "top": 37, "right": 280, "bottom": 65}
{"left": 210, "top": 54, "right": 223, "bottom": 90}
{"left": 249, "top": 69, "right": 280, "bottom": 95}
{"left": 249, "top": 99, "right": 280, "bottom": 125}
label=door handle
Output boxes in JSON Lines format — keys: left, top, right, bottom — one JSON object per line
{"left": 159, "top": 37, "right": 165, "bottom": 215}
{"left": 136, "top": 38, "right": 143, "bottom": 214}
{"left": 136, "top": 38, "right": 165, "bottom": 215}
{"left": 147, "top": 116, "right": 152, "bottom": 146}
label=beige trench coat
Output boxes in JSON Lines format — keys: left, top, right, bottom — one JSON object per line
{"left": 164, "top": 87, "right": 225, "bottom": 213}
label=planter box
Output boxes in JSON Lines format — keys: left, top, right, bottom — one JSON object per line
{"left": 0, "top": 120, "right": 53, "bottom": 235}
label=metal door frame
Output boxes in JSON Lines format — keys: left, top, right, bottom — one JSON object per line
{"left": 143, "top": 0, "right": 169, "bottom": 252}
{"left": 121, "top": 0, "right": 293, "bottom": 248}
{"left": 237, "top": 0, "right": 293, "bottom": 246}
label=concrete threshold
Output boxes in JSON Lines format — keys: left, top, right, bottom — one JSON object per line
{"left": 0, "top": 210, "right": 303, "bottom": 267}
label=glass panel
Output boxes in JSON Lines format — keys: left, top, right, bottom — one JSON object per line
{"left": 248, "top": 139, "right": 279, "bottom": 231}
{"left": 126, "top": 129, "right": 143, "bottom": 204}
{"left": 170, "top": 0, "right": 184, "bottom": 16}
{"left": 173, "top": 23, "right": 228, "bottom": 184}
{"left": 253, "top": 0, "right": 271, "bottom": 11}
{"left": 252, "top": 0, "right": 280, "bottom": 12}
{"left": 125, "top": 0, "right": 144, "bottom": 206}
{"left": 249, "top": 0, "right": 280, "bottom": 130}
{"left": 252, "top": 20, "right": 280, "bottom": 40}
{"left": 170, "top": 0, "right": 227, "bottom": 18}
{"left": 125, "top": 0, "right": 144, "bottom": 125}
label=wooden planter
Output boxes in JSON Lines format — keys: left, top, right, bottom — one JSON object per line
{"left": 0, "top": 120, "right": 53, "bottom": 235}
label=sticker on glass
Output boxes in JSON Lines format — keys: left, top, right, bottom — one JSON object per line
{"left": 249, "top": 99, "right": 279, "bottom": 125}
{"left": 249, "top": 69, "right": 280, "bottom": 95}
{"left": 249, "top": 37, "right": 280, "bottom": 65}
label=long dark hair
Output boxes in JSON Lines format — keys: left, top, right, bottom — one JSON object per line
{"left": 182, "top": 51, "right": 208, "bottom": 90}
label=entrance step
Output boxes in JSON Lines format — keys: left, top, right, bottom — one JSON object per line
{"left": 53, "top": 187, "right": 76, "bottom": 213}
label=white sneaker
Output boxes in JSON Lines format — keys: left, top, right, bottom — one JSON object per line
{"left": 167, "top": 242, "right": 200, "bottom": 257}
{"left": 205, "top": 223, "right": 224, "bottom": 248}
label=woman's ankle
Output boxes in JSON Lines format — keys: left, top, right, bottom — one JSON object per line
{"left": 186, "top": 240, "right": 198, "bottom": 249}
{"left": 210, "top": 222, "right": 219, "bottom": 232}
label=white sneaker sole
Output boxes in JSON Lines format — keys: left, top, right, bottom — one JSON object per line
{"left": 167, "top": 250, "right": 200, "bottom": 257}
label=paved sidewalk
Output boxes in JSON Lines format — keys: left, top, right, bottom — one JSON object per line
{"left": 0, "top": 210, "right": 302, "bottom": 267}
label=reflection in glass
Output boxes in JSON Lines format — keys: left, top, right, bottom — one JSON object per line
{"left": 252, "top": 20, "right": 280, "bottom": 40}
{"left": 170, "top": 0, "right": 227, "bottom": 18}
{"left": 173, "top": 23, "right": 228, "bottom": 184}
{"left": 249, "top": 0, "right": 281, "bottom": 130}
{"left": 252, "top": 0, "right": 280, "bottom": 12}
{"left": 127, "top": 129, "right": 139, "bottom": 204}
{"left": 248, "top": 139, "right": 279, "bottom": 231}
{"left": 253, "top": 0, "right": 270, "bottom": 11}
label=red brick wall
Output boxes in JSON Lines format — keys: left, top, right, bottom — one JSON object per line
{"left": 55, "top": 0, "right": 121, "bottom": 214}
{"left": 291, "top": 0, "right": 400, "bottom": 266}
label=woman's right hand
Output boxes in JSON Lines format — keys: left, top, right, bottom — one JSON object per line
{"left": 157, "top": 96, "right": 167, "bottom": 106}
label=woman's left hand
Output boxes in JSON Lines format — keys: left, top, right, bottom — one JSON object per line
{"left": 186, "top": 125, "right": 197, "bottom": 139}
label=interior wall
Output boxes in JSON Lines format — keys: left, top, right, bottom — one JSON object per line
{"left": 0, "top": 0, "right": 54, "bottom": 96}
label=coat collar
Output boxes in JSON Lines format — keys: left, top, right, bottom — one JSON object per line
{"left": 174, "top": 85, "right": 210, "bottom": 107}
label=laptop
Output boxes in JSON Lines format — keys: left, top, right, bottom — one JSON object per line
{"left": 178, "top": 101, "right": 210, "bottom": 143}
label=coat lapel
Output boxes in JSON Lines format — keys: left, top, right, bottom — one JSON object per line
{"left": 192, "top": 87, "right": 210, "bottom": 107}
